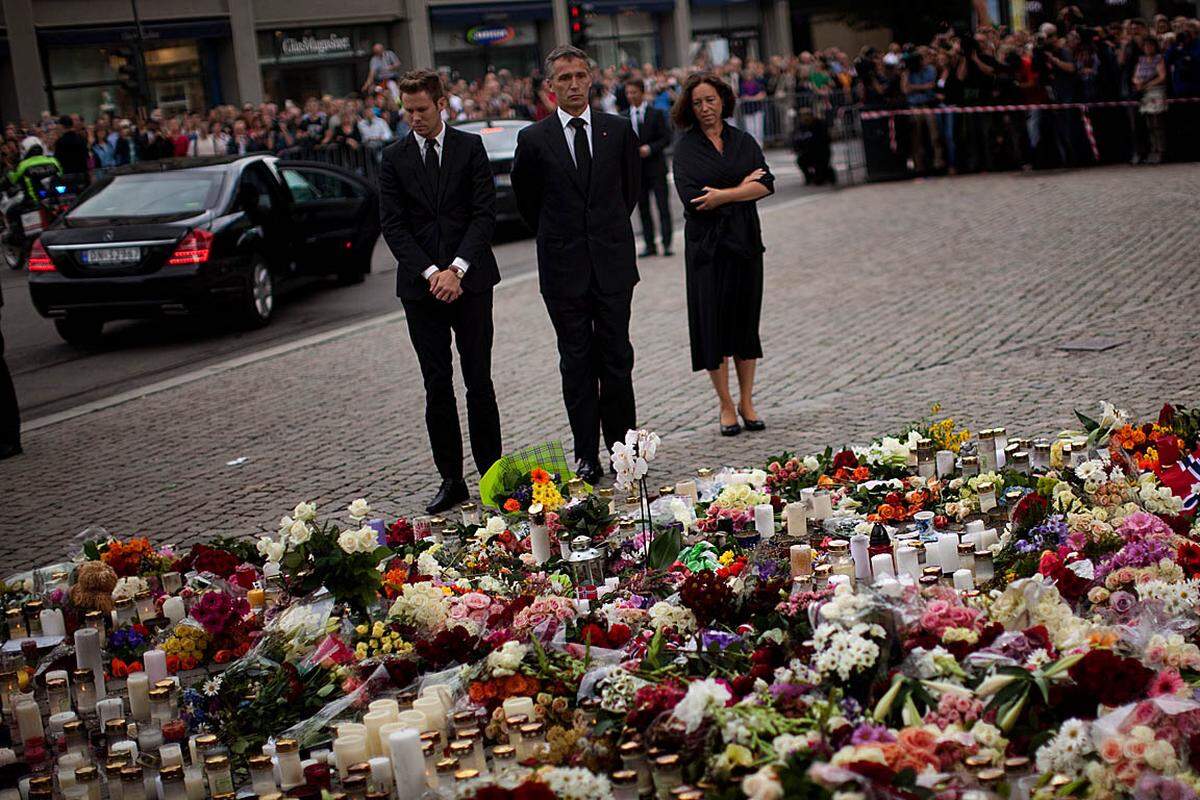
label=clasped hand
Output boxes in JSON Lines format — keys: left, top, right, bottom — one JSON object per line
{"left": 690, "top": 169, "right": 766, "bottom": 212}
{"left": 429, "top": 268, "right": 462, "bottom": 302}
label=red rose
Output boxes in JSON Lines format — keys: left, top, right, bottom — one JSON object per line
{"left": 1068, "top": 649, "right": 1153, "bottom": 707}
{"left": 606, "top": 623, "right": 632, "bottom": 647}
{"left": 1156, "top": 434, "right": 1182, "bottom": 468}
{"left": 579, "top": 623, "right": 609, "bottom": 648}
{"left": 1179, "top": 541, "right": 1200, "bottom": 578}
{"left": 512, "top": 783, "right": 556, "bottom": 800}
{"left": 831, "top": 449, "right": 859, "bottom": 471}
{"left": 1160, "top": 403, "right": 1177, "bottom": 427}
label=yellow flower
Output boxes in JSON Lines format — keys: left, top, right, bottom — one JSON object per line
{"left": 718, "top": 550, "right": 735, "bottom": 566}
{"left": 369, "top": 639, "right": 379, "bottom": 649}
{"left": 381, "top": 642, "right": 392, "bottom": 654}
{"left": 355, "top": 624, "right": 368, "bottom": 636}
{"left": 371, "top": 622, "right": 385, "bottom": 638}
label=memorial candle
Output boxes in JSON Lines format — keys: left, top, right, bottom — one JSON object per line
{"left": 362, "top": 711, "right": 390, "bottom": 758}
{"left": 935, "top": 450, "right": 956, "bottom": 478}
{"left": 810, "top": 490, "right": 833, "bottom": 521}
{"left": 896, "top": 546, "right": 920, "bottom": 580}
{"left": 937, "top": 533, "right": 960, "bottom": 574}
{"left": 501, "top": 696, "right": 536, "bottom": 723}
{"left": 528, "top": 507, "right": 552, "bottom": 565}
{"left": 753, "top": 504, "right": 775, "bottom": 538}
{"left": 143, "top": 650, "right": 168, "bottom": 685}
{"left": 849, "top": 534, "right": 871, "bottom": 582}
{"left": 96, "top": 697, "right": 123, "bottom": 725}
{"left": 74, "top": 627, "right": 102, "bottom": 674}
{"left": 161, "top": 597, "right": 186, "bottom": 625}
{"left": 388, "top": 729, "right": 427, "bottom": 800}
{"left": 788, "top": 545, "right": 812, "bottom": 579}
{"left": 368, "top": 698, "right": 401, "bottom": 720}
{"left": 953, "top": 569, "right": 976, "bottom": 592}
{"left": 332, "top": 734, "right": 369, "bottom": 779}
{"left": 785, "top": 502, "right": 807, "bottom": 539}
{"left": 674, "top": 480, "right": 697, "bottom": 505}
{"left": 369, "top": 756, "right": 394, "bottom": 794}
{"left": 15, "top": 698, "right": 44, "bottom": 744}
{"left": 126, "top": 673, "right": 151, "bottom": 722}
{"left": 39, "top": 608, "right": 66, "bottom": 638}
{"left": 411, "top": 696, "right": 446, "bottom": 739}
{"left": 870, "top": 553, "right": 895, "bottom": 580}
{"left": 377, "top": 722, "right": 406, "bottom": 758}
{"left": 397, "top": 709, "right": 428, "bottom": 734}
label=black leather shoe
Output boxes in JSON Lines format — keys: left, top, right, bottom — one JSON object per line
{"left": 576, "top": 460, "right": 603, "bottom": 485}
{"left": 0, "top": 443, "right": 22, "bottom": 460}
{"left": 720, "top": 422, "right": 742, "bottom": 437}
{"left": 425, "top": 479, "right": 469, "bottom": 514}
{"left": 738, "top": 407, "right": 766, "bottom": 432}
{"left": 638, "top": 247, "right": 657, "bottom": 258}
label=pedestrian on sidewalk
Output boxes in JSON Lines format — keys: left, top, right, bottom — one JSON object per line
{"left": 670, "top": 72, "right": 774, "bottom": 437}
{"left": 622, "top": 78, "right": 674, "bottom": 257}
{"left": 0, "top": 275, "right": 20, "bottom": 460}
{"left": 511, "top": 45, "right": 641, "bottom": 486}
{"left": 379, "top": 69, "right": 502, "bottom": 513}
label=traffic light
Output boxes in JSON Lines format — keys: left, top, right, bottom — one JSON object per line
{"left": 568, "top": 1, "right": 589, "bottom": 48}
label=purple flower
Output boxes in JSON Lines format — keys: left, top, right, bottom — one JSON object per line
{"left": 701, "top": 630, "right": 741, "bottom": 651}
{"left": 756, "top": 560, "right": 780, "bottom": 580}
{"left": 1096, "top": 538, "right": 1175, "bottom": 581}
{"left": 1109, "top": 590, "right": 1136, "bottom": 615}
{"left": 850, "top": 723, "right": 896, "bottom": 745}
{"left": 1119, "top": 511, "right": 1173, "bottom": 543}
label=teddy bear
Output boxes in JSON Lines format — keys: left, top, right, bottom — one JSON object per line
{"left": 68, "top": 560, "right": 118, "bottom": 614}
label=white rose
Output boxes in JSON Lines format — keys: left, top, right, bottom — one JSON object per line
{"left": 485, "top": 516, "right": 507, "bottom": 536}
{"left": 256, "top": 536, "right": 285, "bottom": 563}
{"left": 278, "top": 515, "right": 295, "bottom": 532}
{"left": 803, "top": 455, "right": 820, "bottom": 471}
{"left": 741, "top": 767, "right": 782, "bottom": 800}
{"left": 354, "top": 526, "right": 379, "bottom": 553}
{"left": 288, "top": 519, "right": 312, "bottom": 545}
{"left": 293, "top": 501, "right": 317, "bottom": 521}
{"left": 347, "top": 498, "right": 371, "bottom": 520}
{"left": 338, "top": 529, "right": 362, "bottom": 554}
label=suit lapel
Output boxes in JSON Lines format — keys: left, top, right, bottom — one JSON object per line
{"left": 408, "top": 133, "right": 436, "bottom": 209}
{"left": 546, "top": 116, "right": 586, "bottom": 196}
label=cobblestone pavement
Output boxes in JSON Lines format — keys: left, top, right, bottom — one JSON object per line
{"left": 2, "top": 164, "right": 1198, "bottom": 569}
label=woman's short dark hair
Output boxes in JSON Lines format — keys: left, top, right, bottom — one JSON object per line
{"left": 397, "top": 69, "right": 444, "bottom": 102}
{"left": 671, "top": 73, "right": 735, "bottom": 129}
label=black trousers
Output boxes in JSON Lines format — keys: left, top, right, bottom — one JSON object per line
{"left": 543, "top": 281, "right": 636, "bottom": 466}
{"left": 637, "top": 171, "right": 673, "bottom": 251}
{"left": 402, "top": 289, "right": 501, "bottom": 482}
{"left": 0, "top": 308, "right": 18, "bottom": 449}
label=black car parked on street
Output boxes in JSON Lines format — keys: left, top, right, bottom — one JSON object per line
{"left": 28, "top": 155, "right": 379, "bottom": 346}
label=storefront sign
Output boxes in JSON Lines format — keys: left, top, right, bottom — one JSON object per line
{"left": 279, "top": 33, "right": 353, "bottom": 60}
{"left": 465, "top": 25, "right": 517, "bottom": 45}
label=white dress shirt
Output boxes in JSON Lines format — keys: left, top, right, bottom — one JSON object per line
{"left": 415, "top": 123, "right": 470, "bottom": 280}
{"left": 629, "top": 102, "right": 647, "bottom": 136}
{"left": 557, "top": 105, "right": 593, "bottom": 167}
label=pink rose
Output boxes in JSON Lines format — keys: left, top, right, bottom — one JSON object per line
{"left": 1100, "top": 738, "right": 1124, "bottom": 763}
{"left": 926, "top": 600, "right": 950, "bottom": 616}
{"left": 463, "top": 593, "right": 491, "bottom": 610}
{"left": 1125, "top": 740, "right": 1148, "bottom": 760}
{"left": 468, "top": 609, "right": 489, "bottom": 625}
{"left": 448, "top": 603, "right": 469, "bottom": 619}
{"left": 1132, "top": 702, "right": 1158, "bottom": 726}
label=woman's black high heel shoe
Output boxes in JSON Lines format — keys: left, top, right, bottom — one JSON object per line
{"left": 719, "top": 410, "right": 741, "bottom": 437}
{"left": 738, "top": 406, "right": 766, "bottom": 432}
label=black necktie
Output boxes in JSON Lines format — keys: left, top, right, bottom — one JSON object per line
{"left": 424, "top": 139, "right": 440, "bottom": 190}
{"left": 568, "top": 117, "right": 591, "bottom": 184}
{"left": 634, "top": 108, "right": 641, "bottom": 135}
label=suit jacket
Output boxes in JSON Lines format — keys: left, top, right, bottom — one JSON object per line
{"left": 379, "top": 125, "right": 499, "bottom": 301}
{"left": 510, "top": 111, "right": 640, "bottom": 299}
{"left": 623, "top": 104, "right": 671, "bottom": 180}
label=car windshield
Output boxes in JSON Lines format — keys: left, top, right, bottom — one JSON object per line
{"left": 70, "top": 172, "right": 225, "bottom": 219}
{"left": 466, "top": 124, "right": 525, "bottom": 155}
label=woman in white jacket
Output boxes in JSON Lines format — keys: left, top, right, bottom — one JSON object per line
{"left": 189, "top": 122, "right": 226, "bottom": 156}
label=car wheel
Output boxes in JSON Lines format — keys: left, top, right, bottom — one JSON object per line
{"left": 239, "top": 257, "right": 275, "bottom": 328}
{"left": 336, "top": 250, "right": 367, "bottom": 286}
{"left": 54, "top": 316, "right": 104, "bottom": 348}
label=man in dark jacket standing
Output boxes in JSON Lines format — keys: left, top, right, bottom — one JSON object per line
{"left": 511, "top": 45, "right": 640, "bottom": 484}
{"left": 380, "top": 69, "right": 502, "bottom": 513}
{"left": 54, "top": 115, "right": 90, "bottom": 188}
{"left": 622, "top": 78, "right": 673, "bottom": 256}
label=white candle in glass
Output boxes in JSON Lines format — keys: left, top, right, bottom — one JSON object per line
{"left": 953, "top": 569, "right": 975, "bottom": 591}
{"left": 937, "top": 533, "right": 960, "bottom": 574}
{"left": 935, "top": 450, "right": 956, "bottom": 478}
{"left": 183, "top": 764, "right": 206, "bottom": 800}
{"left": 421, "top": 684, "right": 452, "bottom": 712}
{"left": 336, "top": 722, "right": 368, "bottom": 740}
{"left": 368, "top": 756, "right": 394, "bottom": 794}
{"left": 362, "top": 710, "right": 391, "bottom": 758}
{"left": 96, "top": 697, "right": 124, "bottom": 725}
{"left": 810, "top": 491, "right": 833, "bottom": 521}
{"left": 332, "top": 734, "right": 369, "bottom": 779}
{"left": 143, "top": 650, "right": 168, "bottom": 684}
{"left": 896, "top": 546, "right": 920, "bottom": 580}
{"left": 48, "top": 711, "right": 77, "bottom": 737}
{"left": 753, "top": 504, "right": 775, "bottom": 538}
{"left": 501, "top": 696, "right": 536, "bottom": 722}
{"left": 850, "top": 534, "right": 871, "bottom": 581}
{"left": 397, "top": 709, "right": 427, "bottom": 733}
{"left": 368, "top": 699, "right": 400, "bottom": 720}
{"left": 785, "top": 502, "right": 807, "bottom": 538}
{"left": 40, "top": 608, "right": 66, "bottom": 637}
{"left": 674, "top": 480, "right": 697, "bottom": 505}
{"left": 15, "top": 699, "right": 44, "bottom": 744}
{"left": 529, "top": 519, "right": 552, "bottom": 564}
{"left": 159, "top": 743, "right": 184, "bottom": 768}
{"left": 411, "top": 696, "right": 445, "bottom": 739}
{"left": 377, "top": 722, "right": 406, "bottom": 758}
{"left": 387, "top": 729, "right": 426, "bottom": 800}
{"left": 74, "top": 627, "right": 102, "bottom": 672}
{"left": 126, "top": 672, "right": 151, "bottom": 722}
{"left": 870, "top": 553, "right": 895, "bottom": 580}
{"left": 979, "top": 528, "right": 999, "bottom": 551}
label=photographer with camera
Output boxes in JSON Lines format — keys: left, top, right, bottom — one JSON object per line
{"left": 901, "top": 47, "right": 945, "bottom": 173}
{"left": 1032, "top": 24, "right": 1079, "bottom": 166}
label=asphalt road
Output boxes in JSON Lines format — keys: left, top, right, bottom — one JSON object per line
{"left": 3, "top": 150, "right": 815, "bottom": 421}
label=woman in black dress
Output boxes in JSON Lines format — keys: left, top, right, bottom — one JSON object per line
{"left": 671, "top": 73, "right": 774, "bottom": 436}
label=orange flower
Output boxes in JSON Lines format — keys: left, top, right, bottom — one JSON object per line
{"left": 530, "top": 468, "right": 550, "bottom": 484}
{"left": 504, "top": 498, "right": 521, "bottom": 512}
{"left": 817, "top": 474, "right": 836, "bottom": 488}
{"left": 852, "top": 466, "right": 871, "bottom": 482}
{"left": 877, "top": 503, "right": 897, "bottom": 521}
{"left": 468, "top": 682, "right": 489, "bottom": 703}
{"left": 897, "top": 727, "right": 937, "bottom": 753}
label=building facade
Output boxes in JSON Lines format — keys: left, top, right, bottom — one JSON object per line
{"left": 0, "top": 0, "right": 1171, "bottom": 122}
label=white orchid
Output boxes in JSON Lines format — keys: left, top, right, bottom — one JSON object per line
{"left": 610, "top": 440, "right": 648, "bottom": 490}
{"left": 671, "top": 677, "right": 732, "bottom": 733}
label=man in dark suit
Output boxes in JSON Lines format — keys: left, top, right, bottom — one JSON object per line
{"left": 622, "top": 78, "right": 673, "bottom": 257}
{"left": 380, "top": 69, "right": 502, "bottom": 513}
{"left": 511, "top": 45, "right": 640, "bottom": 485}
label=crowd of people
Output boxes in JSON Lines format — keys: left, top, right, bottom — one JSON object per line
{"left": 3, "top": 6, "right": 1200, "bottom": 184}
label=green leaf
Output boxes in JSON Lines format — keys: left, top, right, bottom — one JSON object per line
{"left": 316, "top": 683, "right": 334, "bottom": 698}
{"left": 1075, "top": 409, "right": 1100, "bottom": 432}
{"left": 647, "top": 529, "right": 683, "bottom": 570}
{"left": 83, "top": 540, "right": 101, "bottom": 561}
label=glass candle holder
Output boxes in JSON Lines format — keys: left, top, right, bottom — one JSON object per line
{"left": 73, "top": 668, "right": 98, "bottom": 715}
{"left": 275, "top": 737, "right": 305, "bottom": 790}
{"left": 205, "top": 755, "right": 234, "bottom": 797}
{"left": 160, "top": 766, "right": 187, "bottom": 800}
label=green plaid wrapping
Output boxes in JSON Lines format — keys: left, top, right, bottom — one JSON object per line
{"left": 478, "top": 441, "right": 574, "bottom": 509}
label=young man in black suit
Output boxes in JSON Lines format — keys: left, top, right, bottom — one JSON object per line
{"left": 511, "top": 45, "right": 641, "bottom": 485}
{"left": 379, "top": 70, "right": 502, "bottom": 513}
{"left": 622, "top": 78, "right": 673, "bottom": 257}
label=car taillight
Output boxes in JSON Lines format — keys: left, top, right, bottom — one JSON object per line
{"left": 167, "top": 229, "right": 214, "bottom": 266}
{"left": 27, "top": 239, "right": 54, "bottom": 272}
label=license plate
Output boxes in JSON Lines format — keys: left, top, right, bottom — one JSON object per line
{"left": 20, "top": 211, "right": 42, "bottom": 234}
{"left": 83, "top": 247, "right": 140, "bottom": 265}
